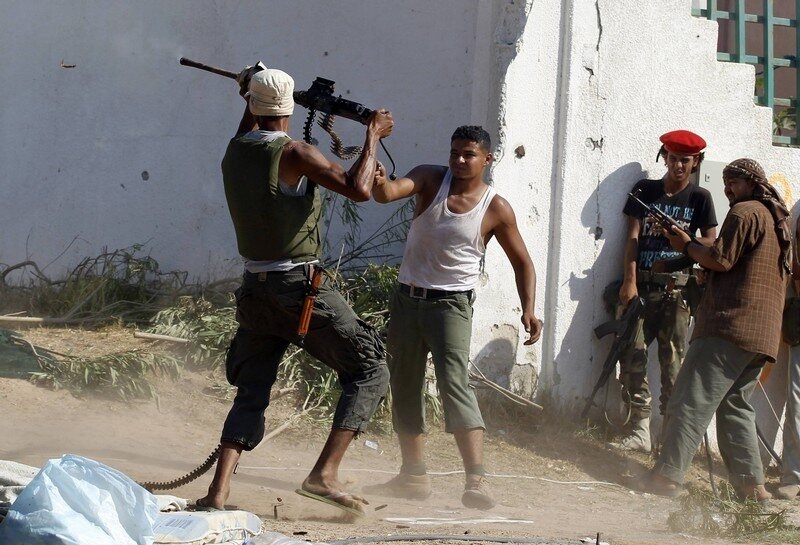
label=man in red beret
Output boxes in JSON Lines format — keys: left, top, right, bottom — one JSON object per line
{"left": 610, "top": 130, "right": 717, "bottom": 453}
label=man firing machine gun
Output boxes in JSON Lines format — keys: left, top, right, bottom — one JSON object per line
{"left": 169, "top": 57, "right": 394, "bottom": 517}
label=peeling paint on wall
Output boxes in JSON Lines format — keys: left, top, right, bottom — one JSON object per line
{"left": 486, "top": 0, "right": 533, "bottom": 168}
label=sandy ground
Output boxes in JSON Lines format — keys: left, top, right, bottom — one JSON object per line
{"left": 2, "top": 326, "right": 799, "bottom": 545}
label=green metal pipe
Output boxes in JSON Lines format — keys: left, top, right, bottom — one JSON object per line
{"left": 763, "top": 0, "right": 775, "bottom": 108}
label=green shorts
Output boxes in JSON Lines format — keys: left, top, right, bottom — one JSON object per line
{"left": 387, "top": 286, "right": 485, "bottom": 434}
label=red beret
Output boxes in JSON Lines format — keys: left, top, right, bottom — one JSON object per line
{"left": 659, "top": 130, "right": 706, "bottom": 155}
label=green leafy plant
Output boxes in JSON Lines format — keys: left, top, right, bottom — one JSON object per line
{"left": 754, "top": 74, "right": 797, "bottom": 143}
{"left": 29, "top": 350, "right": 181, "bottom": 400}
{"left": 147, "top": 296, "right": 237, "bottom": 369}
{"left": 667, "top": 481, "right": 787, "bottom": 537}
{"left": 0, "top": 245, "right": 190, "bottom": 324}
{"left": 322, "top": 194, "right": 414, "bottom": 273}
{"left": 774, "top": 107, "right": 797, "bottom": 136}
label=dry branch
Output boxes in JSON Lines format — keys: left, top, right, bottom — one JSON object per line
{"left": 469, "top": 369, "right": 543, "bottom": 412}
{"left": 133, "top": 331, "right": 191, "bottom": 344}
{"left": 0, "top": 260, "right": 50, "bottom": 285}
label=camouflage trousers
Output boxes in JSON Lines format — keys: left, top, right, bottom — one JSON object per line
{"left": 619, "top": 285, "right": 691, "bottom": 420}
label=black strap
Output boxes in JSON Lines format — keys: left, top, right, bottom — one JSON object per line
{"left": 398, "top": 283, "right": 470, "bottom": 300}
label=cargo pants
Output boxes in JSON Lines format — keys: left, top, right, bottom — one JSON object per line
{"left": 221, "top": 268, "right": 389, "bottom": 450}
{"left": 619, "top": 283, "right": 691, "bottom": 420}
{"left": 654, "top": 336, "right": 767, "bottom": 487}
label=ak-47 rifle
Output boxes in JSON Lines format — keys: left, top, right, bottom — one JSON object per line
{"left": 627, "top": 189, "right": 696, "bottom": 273}
{"left": 581, "top": 296, "right": 645, "bottom": 419}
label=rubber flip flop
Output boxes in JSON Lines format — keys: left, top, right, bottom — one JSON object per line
{"left": 193, "top": 497, "right": 221, "bottom": 512}
{"left": 295, "top": 488, "right": 365, "bottom": 517}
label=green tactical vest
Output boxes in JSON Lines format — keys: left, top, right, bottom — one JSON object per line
{"left": 222, "top": 135, "right": 321, "bottom": 262}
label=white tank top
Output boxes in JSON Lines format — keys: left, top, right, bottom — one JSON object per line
{"left": 398, "top": 169, "right": 496, "bottom": 291}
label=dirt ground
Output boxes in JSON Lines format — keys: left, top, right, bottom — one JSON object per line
{"left": 3, "top": 326, "right": 800, "bottom": 545}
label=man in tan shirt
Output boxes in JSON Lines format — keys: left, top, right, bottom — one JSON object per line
{"left": 640, "top": 158, "right": 792, "bottom": 502}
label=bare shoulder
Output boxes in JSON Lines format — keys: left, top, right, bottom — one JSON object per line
{"left": 401, "top": 164, "right": 447, "bottom": 198}
{"left": 279, "top": 140, "right": 332, "bottom": 177}
{"left": 406, "top": 164, "right": 447, "bottom": 184}
{"left": 282, "top": 140, "right": 318, "bottom": 160}
{"left": 487, "top": 193, "right": 516, "bottom": 223}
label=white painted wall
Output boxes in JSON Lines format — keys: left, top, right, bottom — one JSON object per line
{"left": 0, "top": 1, "right": 481, "bottom": 281}
{"left": 473, "top": 0, "right": 800, "bottom": 454}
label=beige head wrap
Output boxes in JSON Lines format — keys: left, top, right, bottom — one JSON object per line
{"left": 246, "top": 68, "right": 294, "bottom": 116}
{"left": 723, "top": 158, "right": 792, "bottom": 274}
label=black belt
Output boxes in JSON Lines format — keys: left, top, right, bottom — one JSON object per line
{"left": 398, "top": 283, "right": 471, "bottom": 300}
{"left": 637, "top": 270, "right": 689, "bottom": 288}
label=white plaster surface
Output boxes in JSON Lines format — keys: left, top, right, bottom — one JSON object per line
{"left": 0, "top": 1, "right": 481, "bottom": 281}
{"left": 476, "top": 0, "right": 800, "bottom": 454}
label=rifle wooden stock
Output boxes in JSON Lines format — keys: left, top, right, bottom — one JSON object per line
{"left": 297, "top": 267, "right": 323, "bottom": 345}
{"left": 179, "top": 57, "right": 238, "bottom": 80}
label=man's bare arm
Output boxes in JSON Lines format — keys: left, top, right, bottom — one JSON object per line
{"left": 234, "top": 104, "right": 257, "bottom": 136}
{"left": 490, "top": 196, "right": 542, "bottom": 345}
{"left": 234, "top": 76, "right": 258, "bottom": 136}
{"left": 619, "top": 215, "right": 641, "bottom": 305}
{"left": 282, "top": 110, "right": 393, "bottom": 202}
{"left": 697, "top": 225, "right": 717, "bottom": 246}
{"left": 372, "top": 164, "right": 437, "bottom": 203}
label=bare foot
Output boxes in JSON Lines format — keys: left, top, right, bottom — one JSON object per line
{"left": 301, "top": 475, "right": 368, "bottom": 512}
{"left": 195, "top": 485, "right": 229, "bottom": 510}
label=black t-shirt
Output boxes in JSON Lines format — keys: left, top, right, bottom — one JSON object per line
{"left": 623, "top": 179, "right": 717, "bottom": 271}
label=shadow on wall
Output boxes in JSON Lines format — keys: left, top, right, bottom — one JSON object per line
{"left": 473, "top": 335, "right": 520, "bottom": 392}
{"left": 550, "top": 162, "right": 645, "bottom": 420}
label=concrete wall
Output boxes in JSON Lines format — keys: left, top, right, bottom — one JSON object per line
{"left": 473, "top": 0, "right": 800, "bottom": 447}
{"left": 0, "top": 0, "right": 482, "bottom": 281}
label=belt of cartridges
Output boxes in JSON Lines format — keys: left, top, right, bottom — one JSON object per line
{"left": 137, "top": 444, "right": 220, "bottom": 492}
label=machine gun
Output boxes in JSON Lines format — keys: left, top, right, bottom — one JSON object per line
{"left": 179, "top": 57, "right": 396, "bottom": 177}
{"left": 580, "top": 296, "right": 645, "bottom": 419}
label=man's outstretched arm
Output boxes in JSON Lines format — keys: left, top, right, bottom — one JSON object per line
{"left": 283, "top": 110, "right": 394, "bottom": 202}
{"left": 372, "top": 164, "right": 437, "bottom": 203}
{"left": 491, "top": 196, "right": 542, "bottom": 345}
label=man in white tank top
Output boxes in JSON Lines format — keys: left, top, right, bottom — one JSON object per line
{"left": 364, "top": 126, "right": 542, "bottom": 509}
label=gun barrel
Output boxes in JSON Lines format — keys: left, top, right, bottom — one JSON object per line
{"left": 628, "top": 192, "right": 682, "bottom": 232}
{"left": 179, "top": 57, "right": 238, "bottom": 80}
{"left": 627, "top": 192, "right": 651, "bottom": 213}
